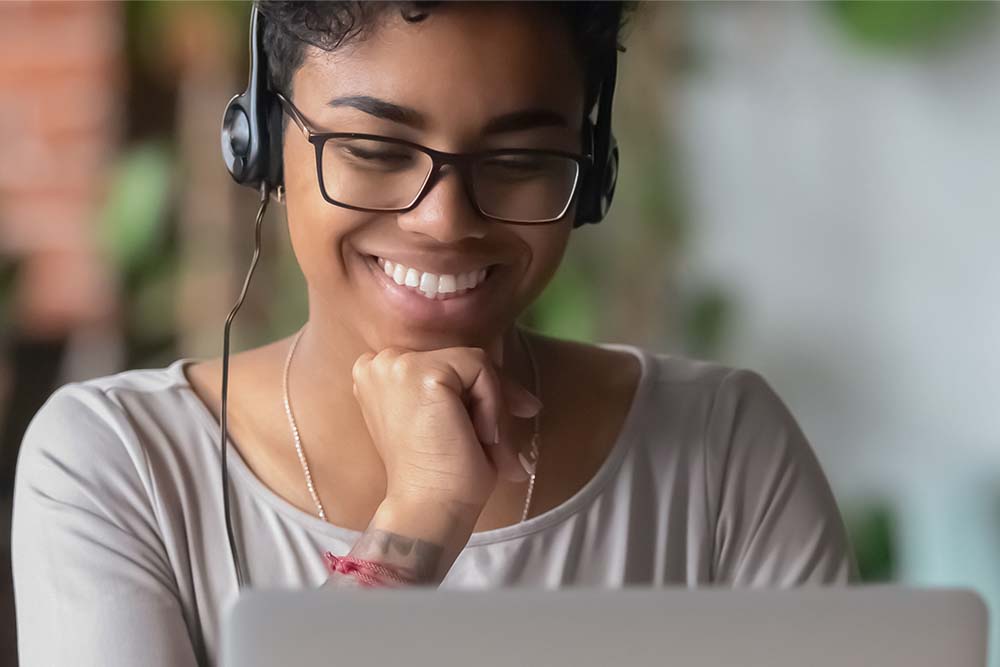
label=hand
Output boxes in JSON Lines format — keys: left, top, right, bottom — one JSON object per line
{"left": 351, "top": 334, "right": 542, "bottom": 517}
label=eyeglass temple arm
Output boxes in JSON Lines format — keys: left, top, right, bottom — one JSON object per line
{"left": 274, "top": 92, "right": 310, "bottom": 136}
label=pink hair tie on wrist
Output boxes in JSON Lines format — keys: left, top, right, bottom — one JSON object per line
{"left": 323, "top": 551, "right": 413, "bottom": 588}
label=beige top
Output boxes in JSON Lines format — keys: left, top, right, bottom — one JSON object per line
{"left": 12, "top": 344, "right": 856, "bottom": 666}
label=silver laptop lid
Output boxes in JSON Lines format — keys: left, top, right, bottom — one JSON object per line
{"left": 222, "top": 586, "right": 988, "bottom": 667}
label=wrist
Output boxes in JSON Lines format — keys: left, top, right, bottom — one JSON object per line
{"left": 351, "top": 495, "right": 479, "bottom": 583}
{"left": 375, "top": 494, "right": 479, "bottom": 545}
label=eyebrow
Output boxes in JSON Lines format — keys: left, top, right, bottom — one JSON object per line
{"left": 327, "top": 95, "right": 570, "bottom": 135}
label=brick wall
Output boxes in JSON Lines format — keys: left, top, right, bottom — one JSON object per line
{"left": 0, "top": 1, "right": 122, "bottom": 338}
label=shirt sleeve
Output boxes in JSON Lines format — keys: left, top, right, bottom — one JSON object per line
{"left": 11, "top": 383, "right": 200, "bottom": 667}
{"left": 704, "top": 369, "right": 858, "bottom": 586}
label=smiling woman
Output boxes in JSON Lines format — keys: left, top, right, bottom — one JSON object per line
{"left": 11, "top": 2, "right": 856, "bottom": 666}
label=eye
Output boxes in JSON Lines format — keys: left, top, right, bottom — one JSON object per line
{"left": 478, "top": 154, "right": 556, "bottom": 182}
{"left": 342, "top": 145, "right": 414, "bottom": 165}
{"left": 482, "top": 155, "right": 548, "bottom": 171}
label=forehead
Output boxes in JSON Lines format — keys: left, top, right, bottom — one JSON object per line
{"left": 291, "top": 3, "right": 586, "bottom": 135}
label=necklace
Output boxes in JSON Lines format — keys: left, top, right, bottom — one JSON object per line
{"left": 282, "top": 327, "right": 542, "bottom": 524}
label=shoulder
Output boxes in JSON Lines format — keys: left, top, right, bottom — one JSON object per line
{"left": 698, "top": 364, "right": 811, "bottom": 471}
{"left": 586, "top": 342, "right": 750, "bottom": 444}
{"left": 625, "top": 348, "right": 793, "bottom": 450}
{"left": 642, "top": 353, "right": 814, "bottom": 484}
{"left": 533, "top": 333, "right": 748, "bottom": 435}
{"left": 22, "top": 362, "right": 188, "bottom": 440}
{"left": 11, "top": 369, "right": 203, "bottom": 666}
{"left": 585, "top": 342, "right": 814, "bottom": 482}
{"left": 14, "top": 361, "right": 207, "bottom": 498}
{"left": 538, "top": 334, "right": 757, "bottom": 464}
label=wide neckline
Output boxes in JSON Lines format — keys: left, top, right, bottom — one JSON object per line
{"left": 172, "top": 342, "right": 655, "bottom": 547}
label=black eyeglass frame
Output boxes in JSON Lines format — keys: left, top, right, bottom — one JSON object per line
{"left": 275, "top": 92, "right": 594, "bottom": 225}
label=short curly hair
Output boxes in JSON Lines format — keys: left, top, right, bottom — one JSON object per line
{"left": 257, "top": 1, "right": 636, "bottom": 117}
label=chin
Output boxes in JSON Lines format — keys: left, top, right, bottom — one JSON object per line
{"left": 364, "top": 318, "right": 501, "bottom": 353}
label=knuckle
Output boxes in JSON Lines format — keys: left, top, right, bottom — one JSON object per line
{"left": 370, "top": 348, "right": 402, "bottom": 372}
{"left": 389, "top": 354, "right": 417, "bottom": 379}
{"left": 420, "top": 367, "right": 451, "bottom": 391}
{"left": 352, "top": 353, "right": 374, "bottom": 381}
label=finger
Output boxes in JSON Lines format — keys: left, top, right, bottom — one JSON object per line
{"left": 491, "top": 367, "right": 538, "bottom": 483}
{"left": 467, "top": 362, "right": 503, "bottom": 451}
{"left": 426, "top": 347, "right": 504, "bottom": 449}
{"left": 491, "top": 329, "right": 540, "bottom": 417}
{"left": 421, "top": 347, "right": 530, "bottom": 483}
{"left": 484, "top": 415, "right": 529, "bottom": 482}
{"left": 500, "top": 373, "right": 542, "bottom": 419}
{"left": 486, "top": 332, "right": 504, "bottom": 369}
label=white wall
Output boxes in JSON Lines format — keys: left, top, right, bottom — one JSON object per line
{"left": 674, "top": 3, "right": 1000, "bottom": 658}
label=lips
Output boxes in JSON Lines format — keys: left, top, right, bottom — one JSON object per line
{"left": 361, "top": 253, "right": 502, "bottom": 327}
{"left": 374, "top": 256, "right": 494, "bottom": 300}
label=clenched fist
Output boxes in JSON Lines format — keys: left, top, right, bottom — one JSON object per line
{"left": 351, "top": 337, "right": 542, "bottom": 518}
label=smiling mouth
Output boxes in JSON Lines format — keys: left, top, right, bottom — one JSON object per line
{"left": 370, "top": 255, "right": 497, "bottom": 301}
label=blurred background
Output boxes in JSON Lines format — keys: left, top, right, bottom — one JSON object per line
{"left": 1, "top": 1, "right": 998, "bottom": 665}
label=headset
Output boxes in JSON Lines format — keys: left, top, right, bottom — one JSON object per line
{"left": 218, "top": 3, "right": 622, "bottom": 590}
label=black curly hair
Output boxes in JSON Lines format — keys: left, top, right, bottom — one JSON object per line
{"left": 256, "top": 1, "right": 636, "bottom": 119}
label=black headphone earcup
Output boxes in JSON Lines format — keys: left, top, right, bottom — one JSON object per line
{"left": 265, "top": 93, "right": 284, "bottom": 189}
{"left": 220, "top": 90, "right": 281, "bottom": 193}
{"left": 575, "top": 120, "right": 599, "bottom": 228}
{"left": 575, "top": 122, "right": 618, "bottom": 228}
{"left": 601, "top": 133, "right": 619, "bottom": 218}
{"left": 220, "top": 5, "right": 277, "bottom": 191}
{"left": 222, "top": 93, "right": 255, "bottom": 184}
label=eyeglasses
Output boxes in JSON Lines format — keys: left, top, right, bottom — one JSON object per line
{"left": 276, "top": 93, "right": 593, "bottom": 225}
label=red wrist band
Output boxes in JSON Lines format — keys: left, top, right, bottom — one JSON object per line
{"left": 323, "top": 551, "right": 413, "bottom": 587}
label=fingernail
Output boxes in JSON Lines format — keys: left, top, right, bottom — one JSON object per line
{"left": 493, "top": 423, "right": 500, "bottom": 447}
{"left": 510, "top": 390, "right": 543, "bottom": 419}
{"left": 522, "top": 389, "right": 543, "bottom": 410}
{"left": 518, "top": 452, "right": 536, "bottom": 477}
{"left": 511, "top": 402, "right": 542, "bottom": 419}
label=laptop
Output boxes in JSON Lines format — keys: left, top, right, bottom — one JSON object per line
{"left": 221, "top": 586, "right": 988, "bottom": 667}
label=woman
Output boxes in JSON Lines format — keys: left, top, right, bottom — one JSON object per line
{"left": 12, "top": 2, "right": 856, "bottom": 665}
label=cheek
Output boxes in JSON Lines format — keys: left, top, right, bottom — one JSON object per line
{"left": 282, "top": 137, "right": 325, "bottom": 212}
{"left": 284, "top": 195, "right": 374, "bottom": 295}
{"left": 281, "top": 139, "right": 374, "bottom": 287}
{"left": 516, "top": 223, "right": 572, "bottom": 303}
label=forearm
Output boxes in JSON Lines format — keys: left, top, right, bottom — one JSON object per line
{"left": 322, "top": 497, "right": 478, "bottom": 588}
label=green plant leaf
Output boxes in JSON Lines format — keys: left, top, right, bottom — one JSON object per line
{"left": 98, "top": 142, "right": 173, "bottom": 274}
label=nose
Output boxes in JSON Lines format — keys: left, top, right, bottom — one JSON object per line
{"left": 395, "top": 165, "right": 488, "bottom": 242}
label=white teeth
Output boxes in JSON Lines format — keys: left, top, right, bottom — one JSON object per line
{"left": 404, "top": 268, "right": 420, "bottom": 287}
{"left": 375, "top": 256, "right": 490, "bottom": 300}
{"left": 419, "top": 272, "right": 438, "bottom": 298}
{"left": 438, "top": 274, "right": 457, "bottom": 294}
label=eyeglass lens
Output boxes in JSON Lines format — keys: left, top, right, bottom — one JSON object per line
{"left": 318, "top": 137, "right": 580, "bottom": 223}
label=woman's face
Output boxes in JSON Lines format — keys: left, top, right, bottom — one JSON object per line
{"left": 283, "top": 2, "right": 586, "bottom": 351}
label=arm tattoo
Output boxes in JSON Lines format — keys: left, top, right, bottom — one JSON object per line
{"left": 355, "top": 529, "right": 444, "bottom": 581}
{"left": 322, "top": 528, "right": 445, "bottom": 589}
